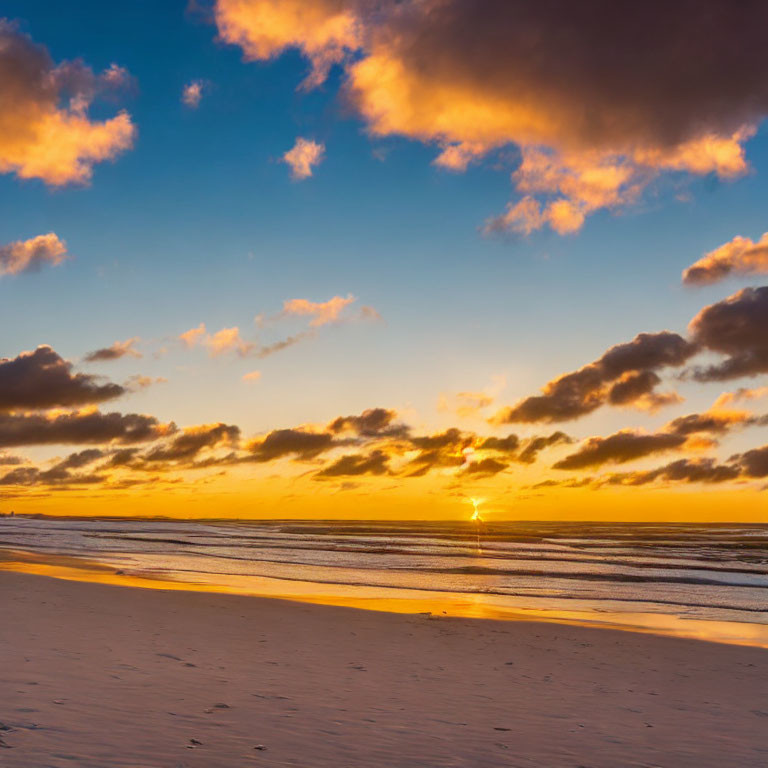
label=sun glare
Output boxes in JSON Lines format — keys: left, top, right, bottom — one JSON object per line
{"left": 469, "top": 497, "right": 483, "bottom": 522}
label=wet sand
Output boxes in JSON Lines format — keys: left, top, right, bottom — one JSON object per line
{"left": 0, "top": 571, "right": 766, "bottom": 767}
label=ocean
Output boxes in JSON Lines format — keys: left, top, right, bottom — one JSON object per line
{"left": 2, "top": 516, "right": 767, "bottom": 645}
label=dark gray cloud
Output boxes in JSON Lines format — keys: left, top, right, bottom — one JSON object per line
{"left": 602, "top": 458, "right": 741, "bottom": 486}
{"left": 731, "top": 444, "right": 768, "bottom": 478}
{"left": 328, "top": 407, "right": 407, "bottom": 437}
{"left": 517, "top": 431, "right": 572, "bottom": 464}
{"left": 495, "top": 332, "right": 695, "bottom": 424}
{"left": 54, "top": 448, "right": 106, "bottom": 470}
{"left": 666, "top": 410, "right": 765, "bottom": 437}
{"left": 688, "top": 286, "right": 768, "bottom": 381}
{"left": 553, "top": 431, "right": 686, "bottom": 470}
{"left": 247, "top": 428, "right": 338, "bottom": 462}
{"left": 315, "top": 450, "right": 390, "bottom": 478}
{"left": 607, "top": 370, "right": 660, "bottom": 405}
{"left": 144, "top": 423, "right": 240, "bottom": 462}
{"left": 358, "top": 0, "right": 768, "bottom": 154}
{"left": 84, "top": 338, "right": 141, "bottom": 362}
{"left": 0, "top": 465, "right": 104, "bottom": 487}
{"left": 477, "top": 434, "right": 519, "bottom": 454}
{"left": 462, "top": 457, "right": 508, "bottom": 476}
{"left": 0, "top": 346, "right": 125, "bottom": 411}
{"left": 0, "top": 410, "right": 173, "bottom": 448}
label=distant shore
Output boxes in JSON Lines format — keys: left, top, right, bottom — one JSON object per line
{"left": 1, "top": 571, "right": 766, "bottom": 767}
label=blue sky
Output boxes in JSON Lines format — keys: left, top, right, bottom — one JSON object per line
{"left": 2, "top": 1, "right": 768, "bottom": 519}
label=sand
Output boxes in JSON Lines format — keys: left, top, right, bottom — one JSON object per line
{"left": 0, "top": 571, "right": 766, "bottom": 768}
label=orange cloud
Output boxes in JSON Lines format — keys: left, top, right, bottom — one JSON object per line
{"left": 712, "top": 387, "right": 768, "bottom": 409}
{"left": 206, "top": 327, "right": 254, "bottom": 357}
{"left": 0, "top": 233, "right": 67, "bottom": 276}
{"left": 179, "top": 323, "right": 207, "bottom": 348}
{"left": 282, "top": 137, "right": 325, "bottom": 179}
{"left": 0, "top": 21, "right": 135, "bottom": 186}
{"left": 242, "top": 370, "right": 262, "bottom": 382}
{"left": 283, "top": 294, "right": 356, "bottom": 326}
{"left": 214, "top": 0, "right": 360, "bottom": 88}
{"left": 683, "top": 231, "right": 768, "bottom": 285}
{"left": 182, "top": 80, "right": 204, "bottom": 108}
{"left": 213, "top": 1, "right": 768, "bottom": 234}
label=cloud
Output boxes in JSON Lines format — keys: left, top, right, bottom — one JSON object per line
{"left": 179, "top": 323, "right": 207, "bottom": 347}
{"left": 688, "top": 286, "right": 768, "bottom": 381}
{"left": 182, "top": 80, "right": 204, "bottom": 108}
{"left": 0, "top": 448, "right": 110, "bottom": 487}
{"left": 0, "top": 465, "right": 104, "bottom": 487}
{"left": 125, "top": 375, "right": 166, "bottom": 391}
{"left": 358, "top": 305, "right": 382, "bottom": 322}
{"left": 553, "top": 430, "right": 687, "bottom": 470}
{"left": 283, "top": 293, "right": 357, "bottom": 328}
{"left": 477, "top": 434, "right": 519, "bottom": 454}
{"left": 494, "top": 331, "right": 696, "bottom": 424}
{"left": 84, "top": 337, "right": 142, "bottom": 363}
{"left": 215, "top": 0, "right": 360, "bottom": 89}
{"left": 712, "top": 386, "right": 768, "bottom": 409}
{"left": 247, "top": 428, "right": 337, "bottom": 461}
{"left": 214, "top": 0, "right": 768, "bottom": 233}
{"left": 143, "top": 423, "right": 240, "bottom": 462}
{"left": 0, "top": 233, "right": 67, "bottom": 277}
{"left": 328, "top": 407, "right": 406, "bottom": 437}
{"left": 178, "top": 296, "right": 375, "bottom": 363}
{"left": 282, "top": 137, "right": 324, "bottom": 179}
{"left": 732, "top": 444, "right": 768, "bottom": 478}
{"left": 0, "top": 20, "right": 135, "bottom": 185}
{"left": 552, "top": 397, "right": 766, "bottom": 472}
{"left": 181, "top": 323, "right": 256, "bottom": 358}
{"left": 0, "top": 410, "right": 174, "bottom": 448}
{"left": 282, "top": 294, "right": 356, "bottom": 326}
{"left": 206, "top": 326, "right": 254, "bottom": 357}
{"left": 315, "top": 449, "right": 389, "bottom": 478}
{"left": 242, "top": 370, "right": 262, "bottom": 382}
{"left": 683, "top": 232, "right": 768, "bottom": 285}
{"left": 665, "top": 408, "right": 761, "bottom": 437}
{"left": 403, "top": 428, "right": 474, "bottom": 476}
{"left": 516, "top": 431, "right": 572, "bottom": 464}
{"left": 461, "top": 456, "right": 508, "bottom": 477}
{"left": 254, "top": 331, "right": 313, "bottom": 358}
{"left": 438, "top": 375, "right": 506, "bottom": 418}
{"left": 54, "top": 448, "right": 106, "bottom": 470}
{"left": 0, "top": 346, "right": 125, "bottom": 411}
{"left": 601, "top": 458, "right": 741, "bottom": 487}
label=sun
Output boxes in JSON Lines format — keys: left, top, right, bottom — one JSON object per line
{"left": 468, "top": 497, "right": 483, "bottom": 522}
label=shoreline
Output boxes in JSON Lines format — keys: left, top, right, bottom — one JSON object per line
{"left": 2, "top": 547, "right": 768, "bottom": 649}
{"left": 1, "top": 570, "right": 767, "bottom": 767}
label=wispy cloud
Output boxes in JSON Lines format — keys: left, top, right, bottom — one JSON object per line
{"left": 282, "top": 294, "right": 356, "bottom": 326}
{"left": 84, "top": 337, "right": 142, "bottom": 363}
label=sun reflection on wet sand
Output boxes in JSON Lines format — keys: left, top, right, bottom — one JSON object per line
{"left": 2, "top": 549, "right": 767, "bottom": 649}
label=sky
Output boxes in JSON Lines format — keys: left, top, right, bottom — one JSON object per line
{"left": 2, "top": 0, "right": 768, "bottom": 521}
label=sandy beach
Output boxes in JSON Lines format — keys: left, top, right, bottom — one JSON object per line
{"left": 0, "top": 571, "right": 766, "bottom": 767}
